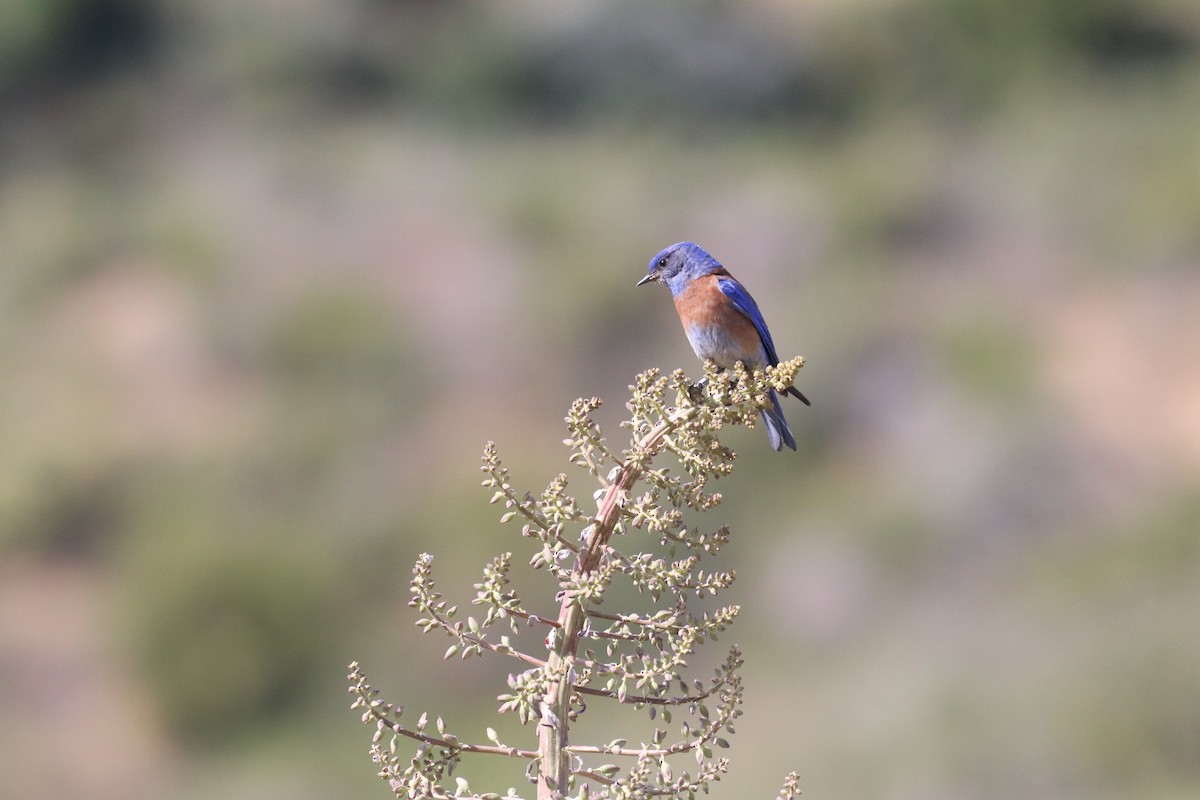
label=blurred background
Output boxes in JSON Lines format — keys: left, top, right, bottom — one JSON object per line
{"left": 2, "top": 0, "right": 1199, "bottom": 798}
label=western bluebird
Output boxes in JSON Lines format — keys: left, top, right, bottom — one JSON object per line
{"left": 637, "top": 241, "right": 809, "bottom": 451}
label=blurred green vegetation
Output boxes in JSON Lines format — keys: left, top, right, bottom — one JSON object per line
{"left": 2, "top": 1, "right": 1199, "bottom": 799}
{"left": 127, "top": 535, "right": 338, "bottom": 742}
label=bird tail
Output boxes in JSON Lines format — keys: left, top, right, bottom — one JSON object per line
{"left": 784, "top": 385, "right": 812, "bottom": 406}
{"left": 761, "top": 389, "right": 797, "bottom": 451}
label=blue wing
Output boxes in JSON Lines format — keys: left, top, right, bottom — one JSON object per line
{"left": 717, "top": 275, "right": 811, "bottom": 407}
{"left": 716, "top": 277, "right": 780, "bottom": 365}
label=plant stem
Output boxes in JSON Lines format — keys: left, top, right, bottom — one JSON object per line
{"left": 537, "top": 407, "right": 693, "bottom": 799}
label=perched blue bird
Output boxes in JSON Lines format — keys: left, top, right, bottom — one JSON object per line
{"left": 637, "top": 242, "right": 809, "bottom": 451}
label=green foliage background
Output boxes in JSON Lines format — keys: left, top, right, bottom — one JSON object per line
{"left": 2, "top": 1, "right": 1198, "bottom": 798}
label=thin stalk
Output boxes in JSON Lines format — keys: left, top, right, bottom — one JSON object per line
{"left": 536, "top": 406, "right": 694, "bottom": 799}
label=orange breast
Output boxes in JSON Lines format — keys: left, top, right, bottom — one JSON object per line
{"left": 673, "top": 275, "right": 764, "bottom": 367}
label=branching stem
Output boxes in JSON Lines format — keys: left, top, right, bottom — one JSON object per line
{"left": 537, "top": 407, "right": 695, "bottom": 799}
{"left": 354, "top": 689, "right": 538, "bottom": 760}
{"left": 350, "top": 359, "right": 807, "bottom": 800}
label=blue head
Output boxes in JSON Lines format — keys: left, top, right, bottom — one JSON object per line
{"left": 636, "top": 242, "right": 724, "bottom": 297}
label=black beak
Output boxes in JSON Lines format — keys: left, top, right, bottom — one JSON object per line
{"left": 636, "top": 273, "right": 656, "bottom": 287}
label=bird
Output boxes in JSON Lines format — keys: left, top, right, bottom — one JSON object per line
{"left": 637, "top": 241, "right": 809, "bottom": 451}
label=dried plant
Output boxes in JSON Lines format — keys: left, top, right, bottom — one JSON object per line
{"left": 349, "top": 358, "right": 806, "bottom": 800}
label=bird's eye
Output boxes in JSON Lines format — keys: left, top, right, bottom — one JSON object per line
{"left": 657, "top": 257, "right": 668, "bottom": 268}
